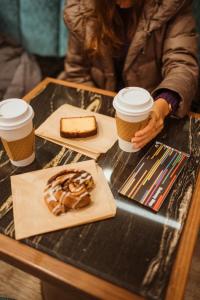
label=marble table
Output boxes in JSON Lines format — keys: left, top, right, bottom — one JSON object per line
{"left": 0, "top": 78, "right": 200, "bottom": 300}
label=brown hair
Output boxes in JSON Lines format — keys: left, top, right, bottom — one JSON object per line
{"left": 88, "top": 0, "right": 130, "bottom": 55}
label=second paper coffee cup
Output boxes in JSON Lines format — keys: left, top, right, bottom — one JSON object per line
{"left": 113, "top": 87, "right": 154, "bottom": 152}
{"left": 0, "top": 98, "right": 35, "bottom": 167}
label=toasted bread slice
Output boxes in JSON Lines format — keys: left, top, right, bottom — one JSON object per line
{"left": 60, "top": 116, "right": 97, "bottom": 138}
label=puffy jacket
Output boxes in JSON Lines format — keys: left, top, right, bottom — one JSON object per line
{"left": 64, "top": 0, "right": 199, "bottom": 117}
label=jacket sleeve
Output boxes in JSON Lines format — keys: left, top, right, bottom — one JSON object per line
{"left": 153, "top": 2, "right": 199, "bottom": 117}
{"left": 64, "top": 32, "right": 95, "bottom": 87}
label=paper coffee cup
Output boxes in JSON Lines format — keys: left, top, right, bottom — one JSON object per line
{"left": 0, "top": 98, "right": 35, "bottom": 166}
{"left": 113, "top": 87, "right": 154, "bottom": 152}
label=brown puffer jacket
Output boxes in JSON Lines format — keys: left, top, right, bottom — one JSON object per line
{"left": 64, "top": 0, "right": 199, "bottom": 117}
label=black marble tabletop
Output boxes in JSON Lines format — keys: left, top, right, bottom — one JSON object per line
{"left": 0, "top": 82, "right": 200, "bottom": 300}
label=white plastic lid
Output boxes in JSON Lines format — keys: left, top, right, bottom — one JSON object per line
{"left": 0, "top": 98, "right": 34, "bottom": 130}
{"left": 113, "top": 87, "right": 154, "bottom": 116}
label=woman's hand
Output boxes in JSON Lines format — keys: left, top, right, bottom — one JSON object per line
{"left": 131, "top": 98, "right": 171, "bottom": 149}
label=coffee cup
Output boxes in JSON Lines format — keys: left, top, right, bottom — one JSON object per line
{"left": 0, "top": 98, "right": 35, "bottom": 167}
{"left": 113, "top": 87, "right": 154, "bottom": 152}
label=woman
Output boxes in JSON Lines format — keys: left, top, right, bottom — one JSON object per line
{"left": 63, "top": 0, "right": 199, "bottom": 149}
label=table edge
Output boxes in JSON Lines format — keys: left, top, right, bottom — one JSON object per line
{"left": 24, "top": 77, "right": 200, "bottom": 119}
{"left": 165, "top": 170, "right": 200, "bottom": 300}
{"left": 1, "top": 77, "right": 199, "bottom": 300}
{"left": 0, "top": 234, "right": 142, "bottom": 300}
{"left": 23, "top": 77, "right": 116, "bottom": 103}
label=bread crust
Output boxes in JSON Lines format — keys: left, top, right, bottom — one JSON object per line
{"left": 60, "top": 116, "right": 97, "bottom": 138}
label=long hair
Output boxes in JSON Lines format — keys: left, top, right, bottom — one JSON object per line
{"left": 88, "top": 0, "right": 127, "bottom": 55}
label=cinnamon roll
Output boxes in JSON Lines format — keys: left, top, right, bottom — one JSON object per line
{"left": 44, "top": 169, "right": 95, "bottom": 216}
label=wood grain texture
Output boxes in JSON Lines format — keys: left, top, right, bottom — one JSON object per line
{"left": 0, "top": 260, "right": 42, "bottom": 300}
{"left": 0, "top": 234, "right": 143, "bottom": 300}
{"left": 166, "top": 172, "right": 200, "bottom": 300}
{"left": 23, "top": 77, "right": 116, "bottom": 103}
{"left": 184, "top": 231, "right": 200, "bottom": 300}
{"left": 0, "top": 233, "right": 199, "bottom": 300}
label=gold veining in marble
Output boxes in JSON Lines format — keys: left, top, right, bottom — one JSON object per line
{"left": 0, "top": 196, "right": 13, "bottom": 219}
{"left": 86, "top": 97, "right": 102, "bottom": 112}
{"left": 4, "top": 220, "right": 15, "bottom": 238}
{"left": 44, "top": 147, "right": 66, "bottom": 169}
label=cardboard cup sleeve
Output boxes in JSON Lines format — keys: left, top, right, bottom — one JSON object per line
{"left": 1, "top": 129, "right": 35, "bottom": 161}
{"left": 115, "top": 116, "right": 149, "bottom": 142}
